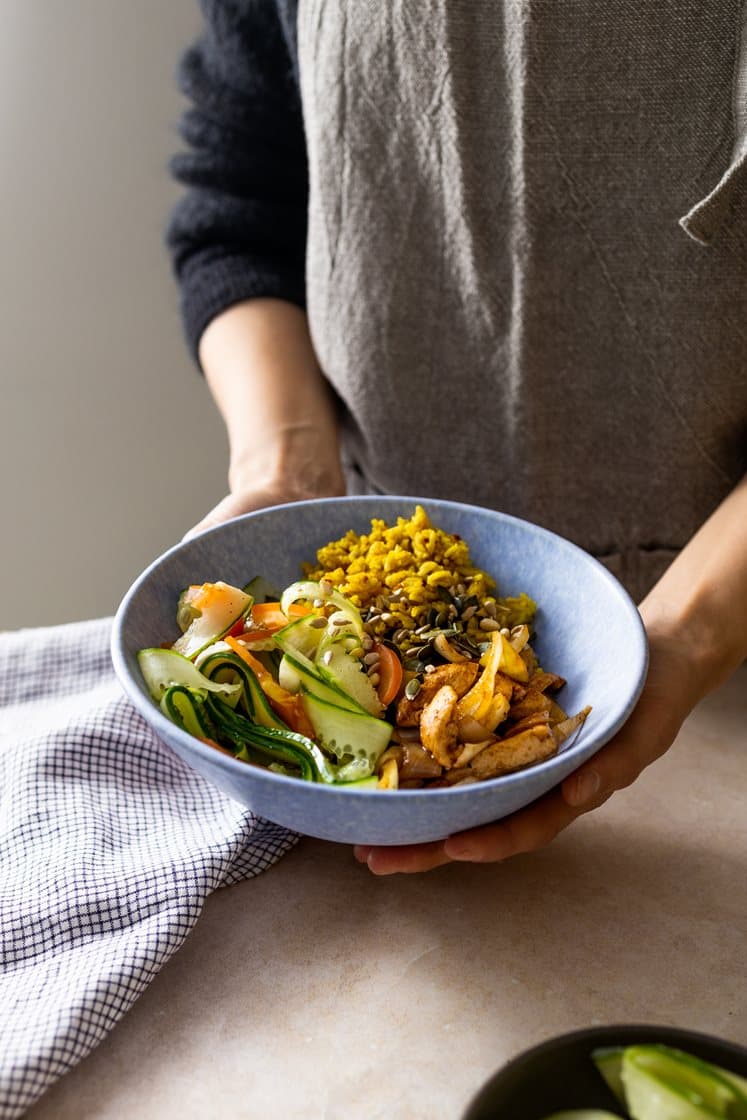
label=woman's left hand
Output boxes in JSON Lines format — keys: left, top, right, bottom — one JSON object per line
{"left": 355, "top": 475, "right": 747, "bottom": 875}
{"left": 353, "top": 620, "right": 699, "bottom": 875}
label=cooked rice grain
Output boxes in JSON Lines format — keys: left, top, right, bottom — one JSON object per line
{"left": 303, "top": 505, "right": 535, "bottom": 634}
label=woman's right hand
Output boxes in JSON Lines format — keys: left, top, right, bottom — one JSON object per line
{"left": 186, "top": 298, "right": 345, "bottom": 539}
{"left": 184, "top": 437, "right": 345, "bottom": 539}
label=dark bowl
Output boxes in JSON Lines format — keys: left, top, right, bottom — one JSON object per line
{"left": 463, "top": 1024, "right": 747, "bottom": 1119}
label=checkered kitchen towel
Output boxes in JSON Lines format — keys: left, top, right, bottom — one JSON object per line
{"left": 0, "top": 617, "right": 297, "bottom": 1118}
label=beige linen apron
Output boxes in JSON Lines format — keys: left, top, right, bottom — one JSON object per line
{"left": 298, "top": 1, "right": 747, "bottom": 602}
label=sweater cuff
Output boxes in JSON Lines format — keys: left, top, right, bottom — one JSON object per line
{"left": 178, "top": 253, "right": 306, "bottom": 369}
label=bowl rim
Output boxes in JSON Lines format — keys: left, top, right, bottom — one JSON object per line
{"left": 463, "top": 1023, "right": 747, "bottom": 1117}
{"left": 111, "top": 495, "right": 649, "bottom": 801}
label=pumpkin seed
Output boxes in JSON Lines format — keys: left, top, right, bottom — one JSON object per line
{"left": 405, "top": 678, "right": 421, "bottom": 700}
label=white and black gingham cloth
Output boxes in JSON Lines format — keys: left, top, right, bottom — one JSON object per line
{"left": 0, "top": 618, "right": 297, "bottom": 1119}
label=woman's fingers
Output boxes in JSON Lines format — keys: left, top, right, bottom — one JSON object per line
{"left": 354, "top": 777, "right": 610, "bottom": 875}
{"left": 183, "top": 493, "right": 258, "bottom": 540}
{"left": 563, "top": 683, "right": 679, "bottom": 808}
{"left": 356, "top": 787, "right": 586, "bottom": 874}
{"left": 183, "top": 485, "right": 300, "bottom": 540}
{"left": 354, "top": 840, "right": 451, "bottom": 875}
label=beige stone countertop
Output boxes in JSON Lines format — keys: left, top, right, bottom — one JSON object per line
{"left": 28, "top": 667, "right": 747, "bottom": 1120}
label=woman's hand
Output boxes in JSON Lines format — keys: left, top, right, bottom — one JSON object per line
{"left": 185, "top": 298, "right": 345, "bottom": 539}
{"left": 184, "top": 425, "right": 345, "bottom": 538}
{"left": 355, "top": 475, "right": 747, "bottom": 875}
{"left": 353, "top": 622, "right": 696, "bottom": 874}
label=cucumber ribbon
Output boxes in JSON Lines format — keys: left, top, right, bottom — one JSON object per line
{"left": 160, "top": 680, "right": 369, "bottom": 785}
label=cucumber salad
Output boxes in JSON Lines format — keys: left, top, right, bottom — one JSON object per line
{"left": 138, "top": 564, "right": 589, "bottom": 789}
{"left": 545, "top": 1043, "right": 747, "bottom": 1120}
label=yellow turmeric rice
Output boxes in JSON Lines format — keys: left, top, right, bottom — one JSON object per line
{"left": 303, "top": 504, "right": 535, "bottom": 639}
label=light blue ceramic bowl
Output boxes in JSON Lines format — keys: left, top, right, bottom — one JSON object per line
{"left": 111, "top": 496, "right": 648, "bottom": 845}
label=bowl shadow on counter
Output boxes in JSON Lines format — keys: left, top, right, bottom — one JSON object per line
{"left": 462, "top": 1024, "right": 747, "bottom": 1119}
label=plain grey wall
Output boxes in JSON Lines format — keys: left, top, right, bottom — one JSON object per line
{"left": 1, "top": 1, "right": 229, "bottom": 630}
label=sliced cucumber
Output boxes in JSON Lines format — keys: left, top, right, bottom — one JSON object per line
{"left": 205, "top": 695, "right": 335, "bottom": 783}
{"left": 198, "top": 650, "right": 288, "bottom": 731}
{"left": 242, "top": 574, "right": 281, "bottom": 602}
{"left": 340, "top": 774, "right": 380, "bottom": 790}
{"left": 717, "top": 1070, "right": 747, "bottom": 1103}
{"left": 314, "top": 641, "right": 383, "bottom": 716}
{"left": 623, "top": 1065, "right": 721, "bottom": 1119}
{"left": 276, "top": 648, "right": 369, "bottom": 714}
{"left": 622, "top": 1046, "right": 744, "bottom": 1120}
{"left": 138, "top": 648, "right": 241, "bottom": 704}
{"left": 274, "top": 615, "right": 325, "bottom": 660}
{"left": 301, "top": 689, "right": 391, "bottom": 771}
{"left": 593, "top": 1048, "right": 627, "bottom": 1108}
{"left": 553, "top": 1045, "right": 747, "bottom": 1120}
{"left": 543, "top": 1112, "right": 623, "bottom": 1119}
{"left": 194, "top": 640, "right": 232, "bottom": 664}
{"left": 280, "top": 579, "right": 364, "bottom": 639}
{"left": 176, "top": 587, "right": 201, "bottom": 633}
{"left": 160, "top": 685, "right": 217, "bottom": 741}
{"left": 172, "top": 581, "right": 252, "bottom": 660}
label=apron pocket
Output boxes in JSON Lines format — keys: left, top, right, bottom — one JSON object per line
{"left": 679, "top": 143, "right": 747, "bottom": 245}
{"left": 680, "top": 1, "right": 747, "bottom": 245}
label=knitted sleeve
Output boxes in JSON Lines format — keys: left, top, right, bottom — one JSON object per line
{"left": 166, "top": 0, "right": 306, "bottom": 364}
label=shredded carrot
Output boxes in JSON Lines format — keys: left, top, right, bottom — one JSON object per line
{"left": 250, "top": 601, "right": 313, "bottom": 631}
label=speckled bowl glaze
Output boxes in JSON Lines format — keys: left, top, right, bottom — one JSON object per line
{"left": 462, "top": 1025, "right": 747, "bottom": 1118}
{"left": 111, "top": 496, "right": 647, "bottom": 846}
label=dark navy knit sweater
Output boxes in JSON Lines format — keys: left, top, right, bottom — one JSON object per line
{"left": 167, "top": 0, "right": 304, "bottom": 361}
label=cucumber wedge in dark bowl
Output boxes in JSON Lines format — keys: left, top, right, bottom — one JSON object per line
{"left": 462, "top": 1026, "right": 747, "bottom": 1120}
